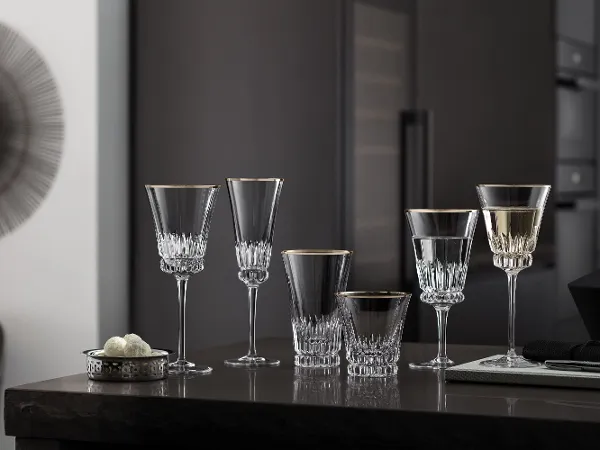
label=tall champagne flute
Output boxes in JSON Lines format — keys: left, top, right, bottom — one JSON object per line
{"left": 406, "top": 209, "right": 478, "bottom": 370}
{"left": 476, "top": 184, "right": 551, "bottom": 368}
{"left": 225, "top": 178, "right": 283, "bottom": 367}
{"left": 146, "top": 185, "right": 220, "bottom": 375}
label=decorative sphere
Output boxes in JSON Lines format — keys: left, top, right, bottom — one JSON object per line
{"left": 103, "top": 336, "right": 126, "bottom": 357}
{"left": 124, "top": 340, "right": 152, "bottom": 357}
{"left": 124, "top": 333, "right": 143, "bottom": 343}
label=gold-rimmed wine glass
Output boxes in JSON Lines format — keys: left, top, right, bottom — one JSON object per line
{"left": 476, "top": 184, "right": 551, "bottom": 368}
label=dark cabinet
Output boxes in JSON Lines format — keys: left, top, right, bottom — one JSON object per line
{"left": 557, "top": 40, "right": 596, "bottom": 74}
{"left": 557, "top": 0, "right": 595, "bottom": 45}
{"left": 557, "top": 86, "right": 595, "bottom": 161}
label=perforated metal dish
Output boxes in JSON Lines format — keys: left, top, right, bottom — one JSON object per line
{"left": 83, "top": 349, "right": 172, "bottom": 382}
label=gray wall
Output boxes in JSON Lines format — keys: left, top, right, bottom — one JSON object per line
{"left": 415, "top": 0, "right": 556, "bottom": 344}
{"left": 417, "top": 0, "right": 555, "bottom": 261}
{"left": 98, "top": 0, "right": 130, "bottom": 343}
{"left": 133, "top": 0, "right": 342, "bottom": 351}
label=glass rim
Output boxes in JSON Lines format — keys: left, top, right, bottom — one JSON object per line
{"left": 406, "top": 208, "right": 478, "bottom": 213}
{"left": 282, "top": 249, "right": 352, "bottom": 255}
{"left": 226, "top": 177, "right": 284, "bottom": 182}
{"left": 476, "top": 184, "right": 551, "bottom": 188}
{"left": 337, "top": 291, "right": 411, "bottom": 299}
{"left": 145, "top": 184, "right": 220, "bottom": 189}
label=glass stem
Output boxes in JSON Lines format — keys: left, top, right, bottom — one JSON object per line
{"left": 247, "top": 286, "right": 258, "bottom": 358}
{"left": 176, "top": 275, "right": 189, "bottom": 363}
{"left": 506, "top": 271, "right": 519, "bottom": 359}
{"left": 434, "top": 306, "right": 450, "bottom": 362}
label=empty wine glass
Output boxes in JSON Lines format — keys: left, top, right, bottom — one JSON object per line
{"left": 476, "top": 184, "right": 551, "bottom": 368}
{"left": 146, "top": 185, "right": 220, "bottom": 375}
{"left": 224, "top": 178, "right": 283, "bottom": 367}
{"left": 406, "top": 209, "right": 478, "bottom": 370}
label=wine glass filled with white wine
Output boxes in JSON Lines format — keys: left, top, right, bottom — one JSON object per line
{"left": 476, "top": 184, "right": 551, "bottom": 368}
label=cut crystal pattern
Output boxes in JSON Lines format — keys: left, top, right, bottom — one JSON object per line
{"left": 292, "top": 315, "right": 342, "bottom": 367}
{"left": 157, "top": 232, "right": 206, "bottom": 274}
{"left": 235, "top": 241, "right": 272, "bottom": 271}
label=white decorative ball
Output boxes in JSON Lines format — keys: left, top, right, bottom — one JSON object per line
{"left": 124, "top": 340, "right": 152, "bottom": 357}
{"left": 103, "top": 336, "right": 127, "bottom": 357}
{"left": 124, "top": 333, "right": 143, "bottom": 343}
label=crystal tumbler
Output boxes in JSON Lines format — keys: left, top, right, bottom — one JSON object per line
{"left": 282, "top": 249, "right": 352, "bottom": 368}
{"left": 337, "top": 291, "right": 411, "bottom": 377}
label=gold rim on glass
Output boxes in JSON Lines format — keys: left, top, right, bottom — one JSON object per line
{"left": 145, "top": 184, "right": 221, "bottom": 188}
{"left": 282, "top": 249, "right": 352, "bottom": 255}
{"left": 476, "top": 184, "right": 551, "bottom": 188}
{"left": 226, "top": 178, "right": 284, "bottom": 182}
{"left": 337, "top": 291, "right": 411, "bottom": 299}
{"left": 406, "top": 209, "right": 478, "bottom": 213}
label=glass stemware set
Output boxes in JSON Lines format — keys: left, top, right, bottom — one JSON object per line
{"left": 146, "top": 180, "right": 551, "bottom": 377}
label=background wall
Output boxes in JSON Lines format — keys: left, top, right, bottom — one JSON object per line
{"left": 133, "top": 0, "right": 342, "bottom": 352}
{"left": 0, "top": 0, "right": 129, "bottom": 448}
{"left": 415, "top": 0, "right": 556, "bottom": 345}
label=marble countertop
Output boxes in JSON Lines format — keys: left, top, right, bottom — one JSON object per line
{"left": 6, "top": 339, "right": 600, "bottom": 449}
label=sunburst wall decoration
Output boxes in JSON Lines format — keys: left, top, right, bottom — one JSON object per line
{"left": 0, "top": 22, "right": 64, "bottom": 237}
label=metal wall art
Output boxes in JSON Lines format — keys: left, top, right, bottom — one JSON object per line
{"left": 0, "top": 22, "right": 64, "bottom": 237}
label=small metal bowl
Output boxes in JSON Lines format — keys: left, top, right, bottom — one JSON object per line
{"left": 83, "top": 349, "right": 173, "bottom": 382}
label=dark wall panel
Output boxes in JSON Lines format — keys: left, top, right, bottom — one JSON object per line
{"left": 133, "top": 0, "right": 341, "bottom": 351}
{"left": 416, "top": 0, "right": 556, "bottom": 344}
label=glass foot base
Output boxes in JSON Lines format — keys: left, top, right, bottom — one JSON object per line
{"left": 224, "top": 355, "right": 280, "bottom": 368}
{"left": 347, "top": 363, "right": 397, "bottom": 377}
{"left": 409, "top": 357, "right": 454, "bottom": 370}
{"left": 480, "top": 354, "right": 541, "bottom": 369}
{"left": 168, "top": 360, "right": 213, "bottom": 375}
{"left": 294, "top": 354, "right": 340, "bottom": 368}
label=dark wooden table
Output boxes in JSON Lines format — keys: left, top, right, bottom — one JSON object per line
{"left": 6, "top": 339, "right": 600, "bottom": 449}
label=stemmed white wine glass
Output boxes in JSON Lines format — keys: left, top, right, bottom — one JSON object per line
{"left": 476, "top": 184, "right": 551, "bottom": 368}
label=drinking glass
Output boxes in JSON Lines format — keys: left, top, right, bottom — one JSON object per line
{"left": 225, "top": 178, "right": 284, "bottom": 367}
{"left": 337, "top": 291, "right": 411, "bottom": 377}
{"left": 282, "top": 249, "right": 352, "bottom": 368}
{"left": 406, "top": 209, "right": 479, "bottom": 370}
{"left": 146, "top": 184, "right": 220, "bottom": 375}
{"left": 476, "top": 184, "right": 551, "bottom": 368}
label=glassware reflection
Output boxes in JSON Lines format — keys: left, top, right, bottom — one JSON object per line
{"left": 436, "top": 370, "right": 446, "bottom": 412}
{"left": 345, "top": 376, "right": 401, "bottom": 409}
{"left": 293, "top": 366, "right": 342, "bottom": 406}
{"left": 506, "top": 397, "right": 518, "bottom": 417}
{"left": 87, "top": 380, "right": 168, "bottom": 397}
{"left": 248, "top": 369, "right": 257, "bottom": 402}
